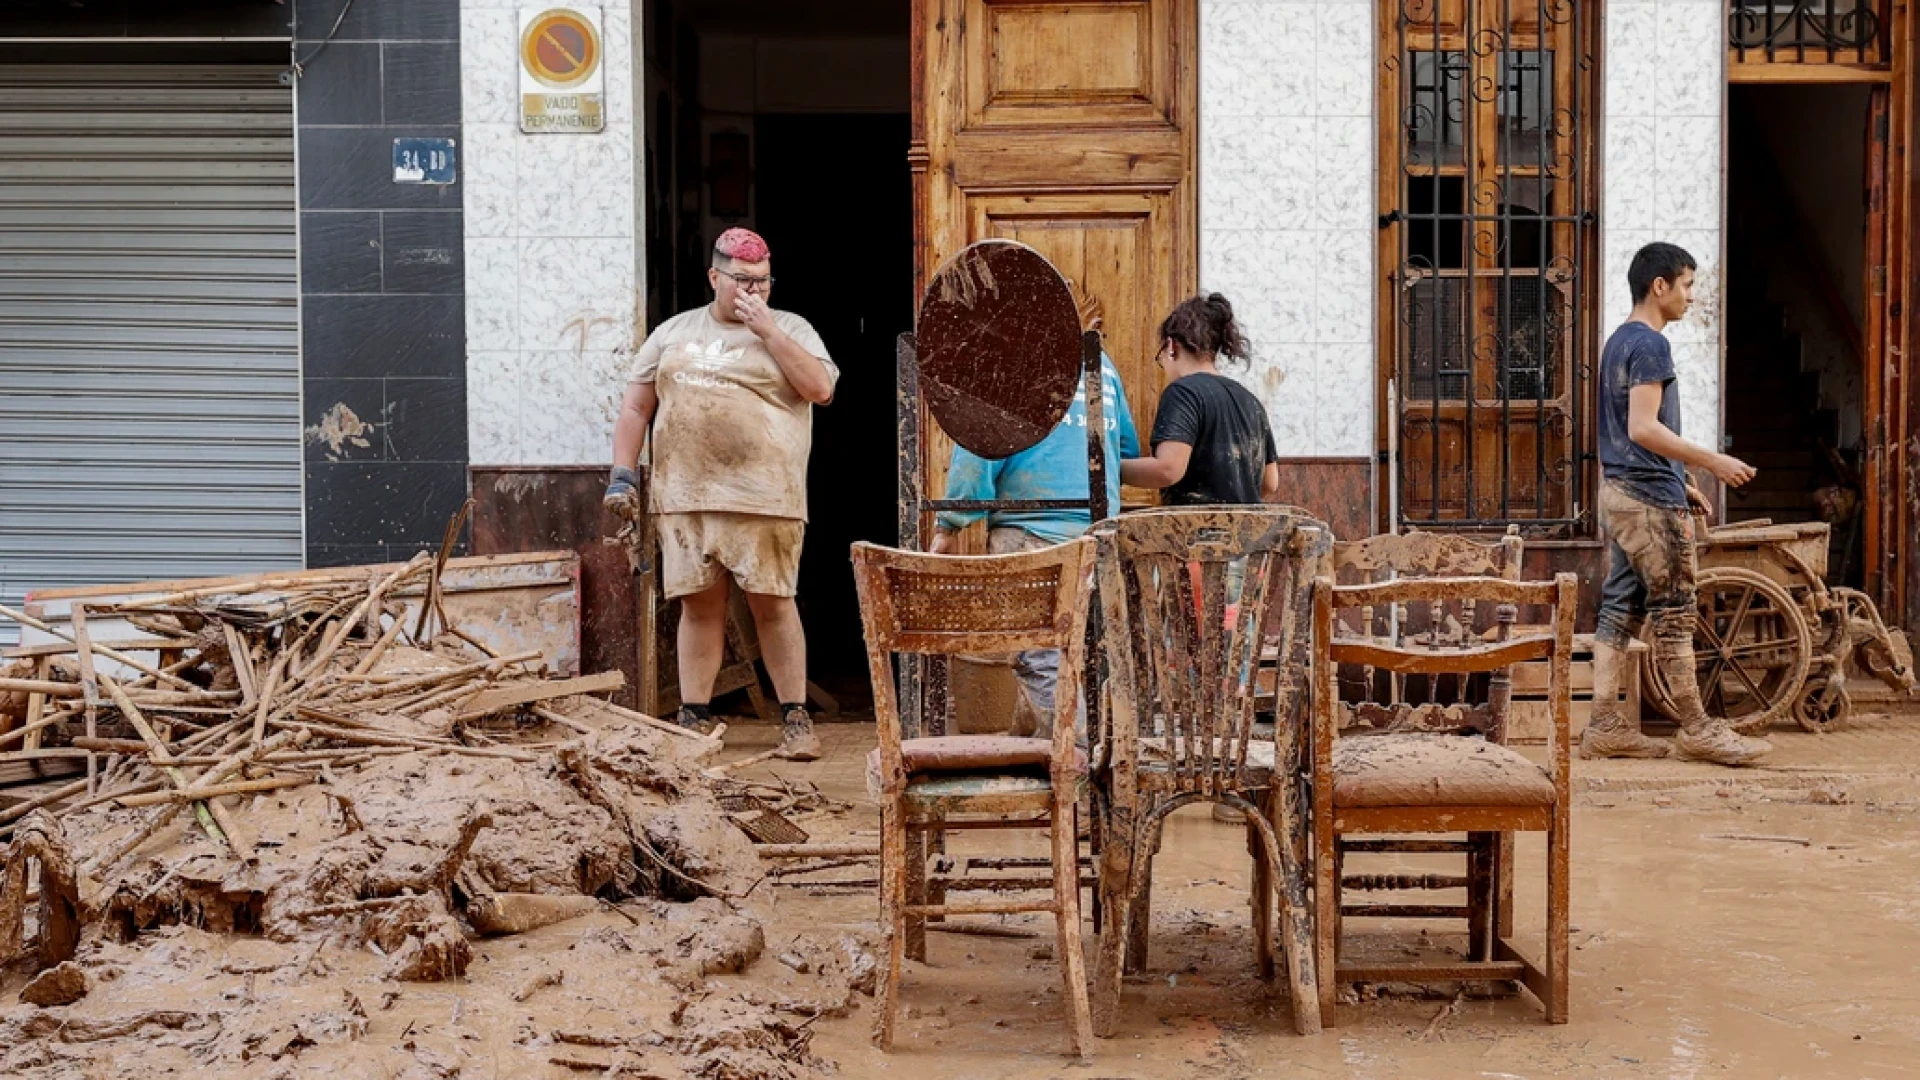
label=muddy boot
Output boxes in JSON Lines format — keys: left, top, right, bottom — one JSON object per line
{"left": 675, "top": 702, "right": 717, "bottom": 736}
{"left": 1579, "top": 709, "right": 1670, "bottom": 759}
{"left": 1650, "top": 611, "right": 1772, "bottom": 767}
{"left": 776, "top": 703, "right": 822, "bottom": 761}
{"left": 1578, "top": 640, "right": 1669, "bottom": 759}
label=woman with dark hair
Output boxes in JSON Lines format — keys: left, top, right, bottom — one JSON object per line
{"left": 1120, "top": 293, "right": 1279, "bottom": 503}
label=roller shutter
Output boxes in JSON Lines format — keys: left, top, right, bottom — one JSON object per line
{"left": 0, "top": 64, "right": 301, "bottom": 644}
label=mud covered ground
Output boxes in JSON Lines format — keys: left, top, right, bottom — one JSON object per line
{"left": 7, "top": 710, "right": 1920, "bottom": 1079}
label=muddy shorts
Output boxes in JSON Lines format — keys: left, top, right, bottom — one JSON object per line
{"left": 1595, "top": 481, "right": 1697, "bottom": 650}
{"left": 657, "top": 512, "right": 805, "bottom": 600}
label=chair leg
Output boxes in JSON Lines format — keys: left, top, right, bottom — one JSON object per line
{"left": 1124, "top": 849, "right": 1153, "bottom": 974}
{"left": 1497, "top": 830, "right": 1516, "bottom": 938}
{"left": 874, "top": 800, "right": 909, "bottom": 1049}
{"left": 1467, "top": 832, "right": 1491, "bottom": 962}
{"left": 1091, "top": 806, "right": 1135, "bottom": 1038}
{"left": 1547, "top": 807, "right": 1570, "bottom": 1023}
{"left": 1315, "top": 826, "right": 1339, "bottom": 1027}
{"left": 905, "top": 828, "right": 928, "bottom": 963}
{"left": 1052, "top": 798, "right": 1095, "bottom": 1058}
{"left": 1249, "top": 803, "right": 1274, "bottom": 981}
{"left": 1246, "top": 803, "right": 1320, "bottom": 1036}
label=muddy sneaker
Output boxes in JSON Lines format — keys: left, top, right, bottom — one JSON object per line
{"left": 675, "top": 704, "right": 717, "bottom": 736}
{"left": 1578, "top": 711, "right": 1671, "bottom": 760}
{"left": 1674, "top": 725, "right": 1772, "bottom": 767}
{"left": 776, "top": 705, "right": 822, "bottom": 761}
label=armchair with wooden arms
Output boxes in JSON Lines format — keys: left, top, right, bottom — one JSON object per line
{"left": 1310, "top": 572, "right": 1577, "bottom": 1025}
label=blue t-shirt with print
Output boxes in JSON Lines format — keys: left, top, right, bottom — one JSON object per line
{"left": 937, "top": 355, "right": 1141, "bottom": 543}
{"left": 1597, "top": 320, "right": 1688, "bottom": 509}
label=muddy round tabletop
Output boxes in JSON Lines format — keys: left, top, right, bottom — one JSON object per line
{"left": 916, "top": 239, "right": 1083, "bottom": 459}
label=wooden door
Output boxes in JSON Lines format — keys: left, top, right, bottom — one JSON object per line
{"left": 1378, "top": 0, "right": 1599, "bottom": 534}
{"left": 910, "top": 0, "right": 1198, "bottom": 531}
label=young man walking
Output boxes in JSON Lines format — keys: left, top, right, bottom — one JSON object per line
{"left": 1581, "top": 242, "right": 1771, "bottom": 766}
{"left": 605, "top": 228, "right": 837, "bottom": 759}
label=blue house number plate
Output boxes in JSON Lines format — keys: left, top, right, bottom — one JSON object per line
{"left": 393, "top": 138, "right": 457, "bottom": 185}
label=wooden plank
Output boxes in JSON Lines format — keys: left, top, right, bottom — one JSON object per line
{"left": 1727, "top": 61, "right": 1892, "bottom": 84}
{"left": 1329, "top": 634, "right": 1556, "bottom": 675}
{"left": 0, "top": 754, "right": 85, "bottom": 786}
{"left": 454, "top": 670, "right": 624, "bottom": 720}
{"left": 1337, "top": 961, "right": 1526, "bottom": 983}
{"left": 4, "top": 637, "right": 197, "bottom": 659}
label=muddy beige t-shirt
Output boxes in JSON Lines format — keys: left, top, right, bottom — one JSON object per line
{"left": 628, "top": 305, "right": 836, "bottom": 521}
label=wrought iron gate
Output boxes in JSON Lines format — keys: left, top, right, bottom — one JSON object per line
{"left": 1382, "top": 0, "right": 1598, "bottom": 534}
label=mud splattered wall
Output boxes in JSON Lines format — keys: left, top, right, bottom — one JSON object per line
{"left": 295, "top": 0, "right": 471, "bottom": 566}
{"left": 1601, "top": 0, "right": 1726, "bottom": 456}
{"left": 460, "top": 0, "right": 640, "bottom": 467}
{"left": 1199, "top": 0, "right": 1375, "bottom": 461}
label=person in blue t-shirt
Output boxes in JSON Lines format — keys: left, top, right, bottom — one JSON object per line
{"left": 1582, "top": 241, "right": 1768, "bottom": 767}
{"left": 929, "top": 352, "right": 1139, "bottom": 739}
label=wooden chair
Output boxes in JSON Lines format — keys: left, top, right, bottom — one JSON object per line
{"left": 1089, "top": 508, "right": 1329, "bottom": 1037}
{"left": 850, "top": 538, "right": 1097, "bottom": 1058}
{"left": 1328, "top": 528, "right": 1526, "bottom": 934}
{"left": 1310, "top": 572, "right": 1577, "bottom": 1025}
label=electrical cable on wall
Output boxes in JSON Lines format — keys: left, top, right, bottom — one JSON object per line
{"left": 291, "top": 0, "right": 358, "bottom": 77}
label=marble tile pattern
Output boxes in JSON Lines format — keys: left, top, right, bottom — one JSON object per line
{"left": 1603, "top": 0, "right": 1725, "bottom": 453}
{"left": 462, "top": 0, "right": 641, "bottom": 465}
{"left": 1200, "top": 0, "right": 1376, "bottom": 459}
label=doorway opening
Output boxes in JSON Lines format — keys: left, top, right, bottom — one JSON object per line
{"left": 1725, "top": 84, "right": 1874, "bottom": 588}
{"left": 642, "top": 1, "right": 912, "bottom": 711}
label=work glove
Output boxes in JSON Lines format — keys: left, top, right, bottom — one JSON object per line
{"left": 604, "top": 466, "right": 643, "bottom": 522}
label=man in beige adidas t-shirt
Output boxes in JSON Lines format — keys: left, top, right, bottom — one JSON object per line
{"left": 606, "top": 228, "right": 837, "bottom": 759}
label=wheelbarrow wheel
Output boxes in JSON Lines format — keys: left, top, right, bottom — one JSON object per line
{"left": 1642, "top": 567, "right": 1811, "bottom": 734}
{"left": 1793, "top": 674, "right": 1851, "bottom": 734}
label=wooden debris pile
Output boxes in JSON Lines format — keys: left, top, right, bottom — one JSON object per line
{"left": 1, "top": 550, "right": 637, "bottom": 857}
{"left": 0, "top": 546, "right": 778, "bottom": 983}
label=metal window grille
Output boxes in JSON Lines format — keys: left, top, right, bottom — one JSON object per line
{"left": 1385, "top": 0, "right": 1596, "bottom": 534}
{"left": 1728, "top": 0, "right": 1887, "bottom": 65}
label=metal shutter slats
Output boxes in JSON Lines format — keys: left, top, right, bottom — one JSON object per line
{"left": 0, "top": 64, "right": 302, "bottom": 644}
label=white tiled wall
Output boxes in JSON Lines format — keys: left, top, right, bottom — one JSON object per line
{"left": 462, "top": 0, "right": 641, "bottom": 466}
{"left": 1199, "top": 0, "right": 1376, "bottom": 459}
{"left": 1602, "top": 0, "right": 1725, "bottom": 453}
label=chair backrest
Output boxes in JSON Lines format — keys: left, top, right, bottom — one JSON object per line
{"left": 851, "top": 539, "right": 1099, "bottom": 786}
{"left": 1328, "top": 527, "right": 1526, "bottom": 736}
{"left": 1093, "top": 507, "right": 1331, "bottom": 796}
{"left": 1312, "top": 573, "right": 1579, "bottom": 782}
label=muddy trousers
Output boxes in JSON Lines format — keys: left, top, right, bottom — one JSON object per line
{"left": 1593, "top": 482, "right": 1712, "bottom": 730}
{"left": 988, "top": 528, "right": 1085, "bottom": 741}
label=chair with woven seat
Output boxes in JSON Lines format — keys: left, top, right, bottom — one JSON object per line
{"left": 1310, "top": 572, "right": 1577, "bottom": 1025}
{"left": 851, "top": 538, "right": 1097, "bottom": 1058}
{"left": 1088, "top": 507, "right": 1330, "bottom": 1038}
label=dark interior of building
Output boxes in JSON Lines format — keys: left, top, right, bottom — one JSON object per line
{"left": 1726, "top": 83, "right": 1871, "bottom": 588}
{"left": 643, "top": 0, "right": 911, "bottom": 706}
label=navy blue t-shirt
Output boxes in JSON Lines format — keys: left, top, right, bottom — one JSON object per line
{"left": 1597, "top": 321, "right": 1688, "bottom": 509}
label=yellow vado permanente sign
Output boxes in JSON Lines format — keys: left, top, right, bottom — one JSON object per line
{"left": 520, "top": 7, "right": 605, "bottom": 134}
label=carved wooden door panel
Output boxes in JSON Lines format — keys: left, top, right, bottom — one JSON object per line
{"left": 912, "top": 0, "right": 1198, "bottom": 526}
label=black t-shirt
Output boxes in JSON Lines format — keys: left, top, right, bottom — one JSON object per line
{"left": 1597, "top": 320, "right": 1688, "bottom": 509}
{"left": 1149, "top": 372, "right": 1277, "bottom": 505}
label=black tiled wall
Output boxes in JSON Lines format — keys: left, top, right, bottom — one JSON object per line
{"left": 294, "top": 0, "right": 469, "bottom": 567}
